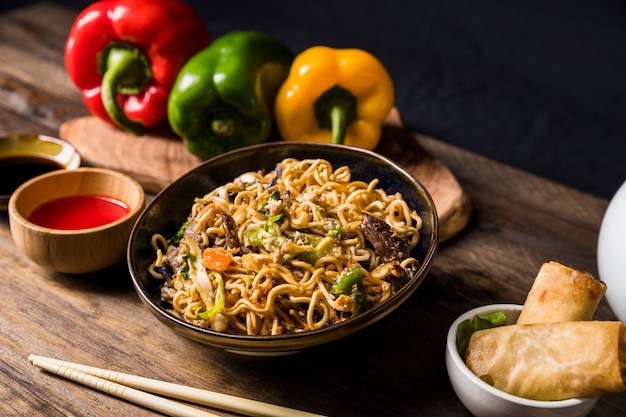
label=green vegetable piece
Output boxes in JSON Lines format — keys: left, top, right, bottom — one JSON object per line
{"left": 331, "top": 266, "right": 363, "bottom": 295}
{"left": 171, "top": 219, "right": 190, "bottom": 246}
{"left": 244, "top": 226, "right": 285, "bottom": 252}
{"left": 269, "top": 190, "right": 281, "bottom": 200}
{"left": 456, "top": 310, "right": 508, "bottom": 357}
{"left": 244, "top": 227, "right": 271, "bottom": 248}
{"left": 297, "top": 235, "right": 337, "bottom": 265}
{"left": 180, "top": 253, "right": 190, "bottom": 280}
{"left": 265, "top": 213, "right": 283, "bottom": 229}
{"left": 326, "top": 226, "right": 347, "bottom": 239}
{"left": 479, "top": 311, "right": 507, "bottom": 327}
{"left": 331, "top": 266, "right": 367, "bottom": 309}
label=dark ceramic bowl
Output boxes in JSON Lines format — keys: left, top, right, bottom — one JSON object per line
{"left": 128, "top": 142, "right": 438, "bottom": 355}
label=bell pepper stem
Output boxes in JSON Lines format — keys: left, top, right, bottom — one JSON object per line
{"left": 100, "top": 44, "right": 151, "bottom": 136}
{"left": 330, "top": 105, "right": 347, "bottom": 145}
{"left": 208, "top": 109, "right": 238, "bottom": 138}
{"left": 314, "top": 85, "right": 357, "bottom": 146}
{"left": 211, "top": 119, "right": 235, "bottom": 138}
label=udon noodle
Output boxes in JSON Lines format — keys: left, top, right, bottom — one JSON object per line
{"left": 149, "top": 158, "right": 422, "bottom": 335}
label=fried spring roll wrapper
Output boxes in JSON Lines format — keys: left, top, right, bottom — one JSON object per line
{"left": 465, "top": 321, "right": 626, "bottom": 401}
{"left": 517, "top": 261, "right": 607, "bottom": 324}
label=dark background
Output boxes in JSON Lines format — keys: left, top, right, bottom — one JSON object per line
{"left": 3, "top": 0, "right": 626, "bottom": 199}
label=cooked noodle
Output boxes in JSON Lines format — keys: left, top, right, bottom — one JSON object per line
{"left": 149, "top": 158, "right": 422, "bottom": 335}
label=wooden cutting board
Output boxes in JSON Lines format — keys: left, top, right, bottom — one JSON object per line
{"left": 59, "top": 111, "right": 471, "bottom": 242}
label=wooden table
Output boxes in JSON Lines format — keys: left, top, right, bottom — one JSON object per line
{"left": 1, "top": 3, "right": 624, "bottom": 416}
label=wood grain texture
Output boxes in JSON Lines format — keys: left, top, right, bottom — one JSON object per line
{"left": 0, "top": 3, "right": 624, "bottom": 417}
{"left": 59, "top": 116, "right": 203, "bottom": 193}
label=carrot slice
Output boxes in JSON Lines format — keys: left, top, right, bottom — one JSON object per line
{"left": 201, "top": 248, "right": 233, "bottom": 271}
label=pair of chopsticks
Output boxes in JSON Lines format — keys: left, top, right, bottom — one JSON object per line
{"left": 29, "top": 355, "right": 326, "bottom": 417}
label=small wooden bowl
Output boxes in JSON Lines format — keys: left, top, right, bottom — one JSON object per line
{"left": 8, "top": 168, "right": 145, "bottom": 274}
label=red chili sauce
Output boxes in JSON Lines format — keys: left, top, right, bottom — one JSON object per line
{"left": 28, "top": 195, "right": 130, "bottom": 230}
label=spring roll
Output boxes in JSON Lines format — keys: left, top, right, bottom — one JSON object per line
{"left": 517, "top": 261, "right": 607, "bottom": 324}
{"left": 465, "top": 321, "right": 626, "bottom": 401}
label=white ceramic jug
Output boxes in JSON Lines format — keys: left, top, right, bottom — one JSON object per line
{"left": 598, "top": 180, "right": 626, "bottom": 323}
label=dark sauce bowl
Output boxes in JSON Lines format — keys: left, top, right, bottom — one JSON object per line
{"left": 128, "top": 142, "right": 439, "bottom": 356}
{"left": 0, "top": 135, "right": 81, "bottom": 210}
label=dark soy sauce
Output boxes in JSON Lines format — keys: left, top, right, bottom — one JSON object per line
{"left": 0, "top": 156, "right": 64, "bottom": 198}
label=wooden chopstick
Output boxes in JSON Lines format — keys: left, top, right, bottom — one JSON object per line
{"left": 29, "top": 355, "right": 326, "bottom": 417}
{"left": 29, "top": 355, "right": 220, "bottom": 417}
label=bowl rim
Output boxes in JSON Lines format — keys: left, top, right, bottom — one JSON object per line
{"left": 128, "top": 142, "right": 438, "bottom": 353}
{"left": 8, "top": 167, "right": 145, "bottom": 234}
{"left": 0, "top": 134, "right": 81, "bottom": 210}
{"left": 446, "top": 303, "right": 596, "bottom": 408}
{"left": 0, "top": 134, "right": 81, "bottom": 167}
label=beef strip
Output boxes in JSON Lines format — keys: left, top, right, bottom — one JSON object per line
{"left": 222, "top": 213, "right": 240, "bottom": 249}
{"left": 361, "top": 213, "right": 410, "bottom": 262}
{"left": 165, "top": 244, "right": 183, "bottom": 275}
{"left": 183, "top": 220, "right": 203, "bottom": 245}
{"left": 222, "top": 213, "right": 249, "bottom": 254}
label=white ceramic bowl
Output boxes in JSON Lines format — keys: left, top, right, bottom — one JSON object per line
{"left": 598, "top": 180, "right": 626, "bottom": 323}
{"left": 446, "top": 304, "right": 599, "bottom": 417}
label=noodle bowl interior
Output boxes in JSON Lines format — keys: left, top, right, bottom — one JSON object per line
{"left": 149, "top": 158, "right": 423, "bottom": 336}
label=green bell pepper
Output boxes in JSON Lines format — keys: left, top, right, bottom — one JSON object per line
{"left": 168, "top": 31, "right": 295, "bottom": 160}
{"left": 331, "top": 266, "right": 368, "bottom": 308}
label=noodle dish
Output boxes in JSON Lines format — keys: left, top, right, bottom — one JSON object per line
{"left": 128, "top": 143, "right": 437, "bottom": 354}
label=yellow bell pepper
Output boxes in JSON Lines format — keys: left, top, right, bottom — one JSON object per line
{"left": 274, "top": 46, "right": 395, "bottom": 150}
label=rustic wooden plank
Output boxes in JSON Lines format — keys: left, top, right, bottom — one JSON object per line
{"left": 0, "top": 3, "right": 624, "bottom": 417}
{"left": 0, "top": 73, "right": 87, "bottom": 133}
{"left": 0, "top": 106, "right": 54, "bottom": 136}
{"left": 0, "top": 2, "right": 80, "bottom": 101}
{"left": 0, "top": 3, "right": 87, "bottom": 134}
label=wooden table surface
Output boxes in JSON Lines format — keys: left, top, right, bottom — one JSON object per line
{"left": 1, "top": 3, "right": 624, "bottom": 416}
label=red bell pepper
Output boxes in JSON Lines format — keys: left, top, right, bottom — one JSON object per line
{"left": 65, "top": 0, "right": 210, "bottom": 135}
